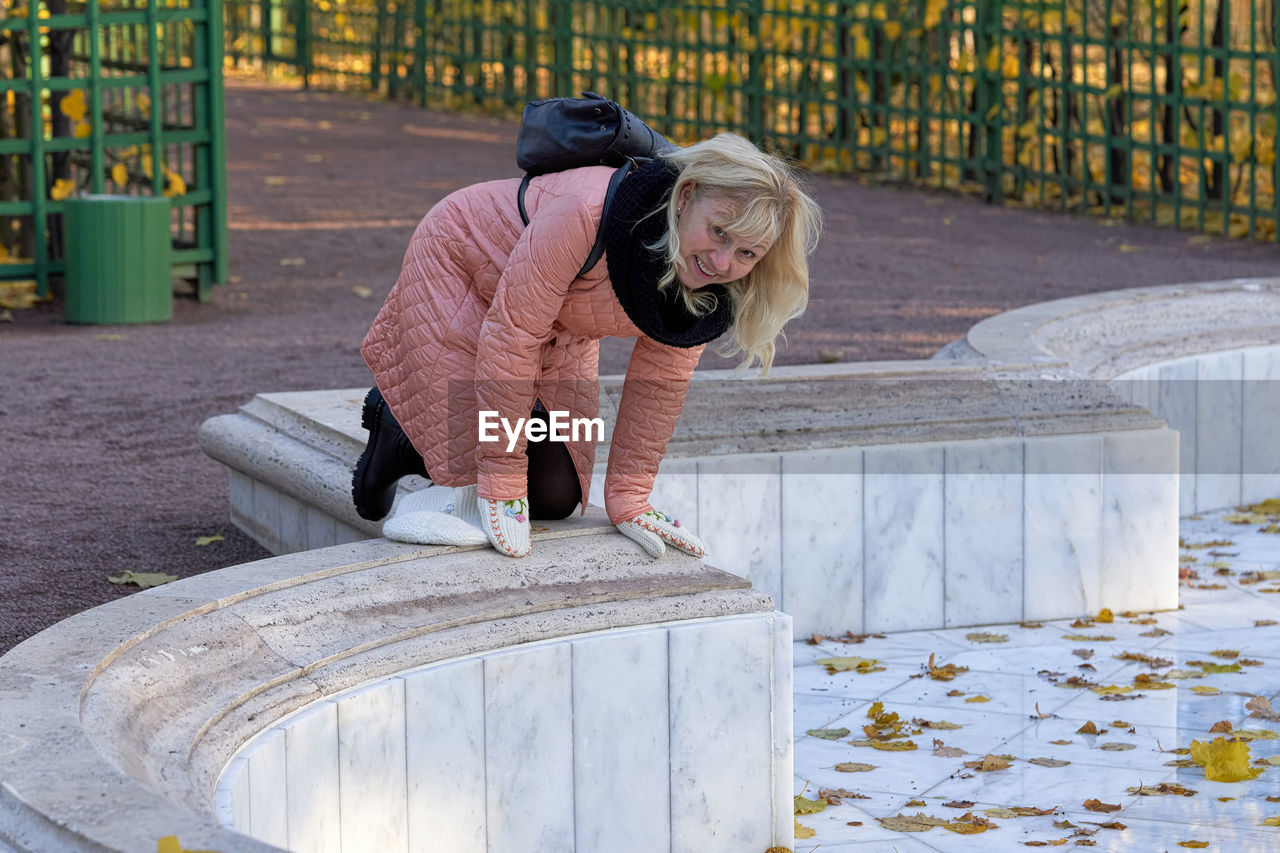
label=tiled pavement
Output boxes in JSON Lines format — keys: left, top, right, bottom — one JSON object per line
{"left": 792, "top": 503, "right": 1280, "bottom": 851}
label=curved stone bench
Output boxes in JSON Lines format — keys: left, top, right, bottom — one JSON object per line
{"left": 0, "top": 521, "right": 791, "bottom": 852}
{"left": 201, "top": 371, "right": 1179, "bottom": 637}
{"left": 950, "top": 277, "right": 1280, "bottom": 515}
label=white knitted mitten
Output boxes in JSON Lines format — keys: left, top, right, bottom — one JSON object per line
{"left": 478, "top": 496, "right": 533, "bottom": 558}
{"left": 381, "top": 484, "right": 488, "bottom": 546}
{"left": 616, "top": 509, "right": 707, "bottom": 559}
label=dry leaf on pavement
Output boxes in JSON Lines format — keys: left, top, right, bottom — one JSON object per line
{"left": 945, "top": 812, "right": 996, "bottom": 833}
{"left": 877, "top": 812, "right": 948, "bottom": 832}
{"left": 933, "top": 738, "right": 966, "bottom": 757}
{"left": 1247, "top": 696, "right": 1280, "bottom": 721}
{"left": 834, "top": 762, "right": 875, "bottom": 772}
{"left": 794, "top": 794, "right": 826, "bottom": 815}
{"left": 913, "top": 717, "right": 962, "bottom": 729}
{"left": 818, "top": 656, "right": 884, "bottom": 674}
{"left": 985, "top": 806, "right": 1055, "bottom": 817}
{"left": 107, "top": 570, "right": 179, "bottom": 588}
{"left": 807, "top": 727, "right": 850, "bottom": 740}
{"left": 963, "top": 754, "right": 1012, "bottom": 772}
{"left": 1190, "top": 737, "right": 1264, "bottom": 782}
{"left": 1029, "top": 757, "right": 1071, "bottom": 767}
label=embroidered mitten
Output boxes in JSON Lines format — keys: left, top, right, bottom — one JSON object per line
{"left": 478, "top": 496, "right": 533, "bottom": 558}
{"left": 616, "top": 509, "right": 707, "bottom": 559}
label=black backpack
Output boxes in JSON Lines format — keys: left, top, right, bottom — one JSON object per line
{"left": 515, "top": 92, "right": 677, "bottom": 278}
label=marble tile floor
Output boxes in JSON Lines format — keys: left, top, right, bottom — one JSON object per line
{"left": 793, "top": 503, "right": 1280, "bottom": 852}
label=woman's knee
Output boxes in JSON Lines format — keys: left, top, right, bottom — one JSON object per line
{"left": 525, "top": 418, "right": 581, "bottom": 520}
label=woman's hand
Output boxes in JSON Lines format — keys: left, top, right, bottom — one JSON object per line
{"left": 616, "top": 509, "right": 707, "bottom": 559}
{"left": 479, "top": 496, "right": 532, "bottom": 557}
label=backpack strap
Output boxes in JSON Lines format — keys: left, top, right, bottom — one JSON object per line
{"left": 516, "top": 159, "right": 636, "bottom": 280}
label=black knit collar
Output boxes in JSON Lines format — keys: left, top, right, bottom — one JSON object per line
{"left": 602, "top": 158, "right": 732, "bottom": 348}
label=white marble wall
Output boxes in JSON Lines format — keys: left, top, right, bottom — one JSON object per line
{"left": 595, "top": 427, "right": 1179, "bottom": 636}
{"left": 1113, "top": 344, "right": 1280, "bottom": 515}
{"left": 217, "top": 612, "right": 793, "bottom": 853}
{"left": 229, "top": 470, "right": 366, "bottom": 554}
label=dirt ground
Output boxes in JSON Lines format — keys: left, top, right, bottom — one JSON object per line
{"left": 2, "top": 77, "right": 1277, "bottom": 655}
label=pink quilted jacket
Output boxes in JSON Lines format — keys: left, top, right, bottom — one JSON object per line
{"left": 361, "top": 166, "right": 704, "bottom": 524}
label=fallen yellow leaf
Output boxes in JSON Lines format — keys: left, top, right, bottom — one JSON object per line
{"left": 793, "top": 818, "right": 815, "bottom": 839}
{"left": 965, "top": 695, "right": 990, "bottom": 703}
{"left": 1091, "top": 685, "right": 1135, "bottom": 696}
{"left": 963, "top": 754, "right": 1011, "bottom": 771}
{"left": 794, "top": 794, "right": 826, "bottom": 815}
{"left": 108, "top": 570, "right": 178, "bottom": 588}
{"left": 1177, "top": 842, "right": 1209, "bottom": 849}
{"left": 1190, "top": 737, "right": 1264, "bottom": 782}
{"left": 945, "top": 811, "right": 995, "bottom": 833}
{"left": 194, "top": 534, "right": 224, "bottom": 546}
{"left": 867, "top": 739, "right": 917, "bottom": 751}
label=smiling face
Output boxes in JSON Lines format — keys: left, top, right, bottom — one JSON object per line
{"left": 674, "top": 183, "right": 772, "bottom": 289}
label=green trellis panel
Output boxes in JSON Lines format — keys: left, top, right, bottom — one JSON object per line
{"left": 223, "top": 0, "right": 1279, "bottom": 241}
{"left": 0, "top": 0, "right": 228, "bottom": 299}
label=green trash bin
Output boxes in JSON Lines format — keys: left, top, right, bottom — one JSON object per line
{"left": 64, "top": 195, "right": 172, "bottom": 324}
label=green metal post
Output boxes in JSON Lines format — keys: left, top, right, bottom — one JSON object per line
{"left": 747, "top": 0, "right": 764, "bottom": 143}
{"left": 976, "top": 0, "right": 1004, "bottom": 201}
{"left": 414, "top": 0, "right": 428, "bottom": 105}
{"left": 28, "top": 0, "right": 48, "bottom": 298}
{"left": 553, "top": 0, "right": 573, "bottom": 95}
{"left": 208, "top": 0, "right": 229, "bottom": 293}
{"left": 88, "top": 0, "right": 104, "bottom": 195}
{"left": 298, "top": 0, "right": 312, "bottom": 87}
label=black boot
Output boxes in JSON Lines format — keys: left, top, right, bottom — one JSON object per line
{"left": 351, "top": 387, "right": 430, "bottom": 521}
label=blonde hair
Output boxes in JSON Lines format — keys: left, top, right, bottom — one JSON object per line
{"left": 650, "top": 133, "right": 822, "bottom": 374}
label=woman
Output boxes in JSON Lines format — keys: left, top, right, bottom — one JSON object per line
{"left": 355, "top": 132, "right": 821, "bottom": 558}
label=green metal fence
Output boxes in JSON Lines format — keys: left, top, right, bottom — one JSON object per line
{"left": 1, "top": 0, "right": 228, "bottom": 300}
{"left": 226, "top": 0, "right": 1279, "bottom": 240}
